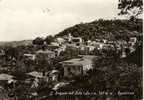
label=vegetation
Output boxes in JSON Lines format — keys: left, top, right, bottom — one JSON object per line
{"left": 0, "top": 10, "right": 143, "bottom": 100}
{"left": 32, "top": 37, "right": 44, "bottom": 45}
{"left": 56, "top": 19, "right": 142, "bottom": 41}
{"left": 58, "top": 55, "right": 142, "bottom": 100}
{"left": 118, "top": 0, "right": 143, "bottom": 17}
{"left": 45, "top": 35, "right": 55, "bottom": 45}
{"left": 126, "top": 44, "right": 142, "bottom": 66}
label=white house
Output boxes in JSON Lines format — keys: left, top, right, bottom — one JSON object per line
{"left": 23, "top": 54, "right": 36, "bottom": 60}
{"left": 60, "top": 55, "right": 96, "bottom": 79}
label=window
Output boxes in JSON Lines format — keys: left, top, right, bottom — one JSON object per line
{"left": 72, "top": 39, "right": 80, "bottom": 42}
{"left": 67, "top": 67, "right": 71, "bottom": 71}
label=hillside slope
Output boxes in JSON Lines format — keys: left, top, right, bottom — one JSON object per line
{"left": 0, "top": 40, "right": 32, "bottom": 47}
{"left": 56, "top": 19, "right": 142, "bottom": 41}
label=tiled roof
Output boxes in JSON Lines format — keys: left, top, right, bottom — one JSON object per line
{"left": 36, "top": 50, "right": 54, "bottom": 54}
{"left": 60, "top": 55, "right": 96, "bottom": 66}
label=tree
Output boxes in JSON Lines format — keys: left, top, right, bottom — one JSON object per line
{"left": 45, "top": 35, "right": 54, "bottom": 45}
{"left": 56, "top": 19, "right": 142, "bottom": 41}
{"left": 32, "top": 37, "right": 44, "bottom": 45}
{"left": 126, "top": 44, "right": 142, "bottom": 66}
{"left": 5, "top": 47, "right": 19, "bottom": 60}
{"left": 118, "top": 0, "right": 143, "bottom": 18}
{"left": 90, "top": 57, "right": 142, "bottom": 98}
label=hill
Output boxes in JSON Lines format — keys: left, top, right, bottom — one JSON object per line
{"left": 56, "top": 19, "right": 142, "bottom": 41}
{"left": 0, "top": 40, "right": 32, "bottom": 47}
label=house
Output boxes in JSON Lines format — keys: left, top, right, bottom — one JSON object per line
{"left": 103, "top": 39, "right": 108, "bottom": 44}
{"left": 48, "top": 70, "right": 60, "bottom": 82}
{"left": 107, "top": 40, "right": 114, "bottom": 45}
{"left": 0, "top": 49, "right": 5, "bottom": 56}
{"left": 71, "top": 37, "right": 83, "bottom": 45}
{"left": 129, "top": 37, "right": 137, "bottom": 46}
{"left": 55, "top": 38, "right": 65, "bottom": 45}
{"left": 47, "top": 45, "right": 59, "bottom": 51}
{"left": 95, "top": 39, "right": 101, "bottom": 43}
{"left": 86, "top": 40, "right": 92, "bottom": 45}
{"left": 78, "top": 45, "right": 88, "bottom": 55}
{"left": 94, "top": 42, "right": 105, "bottom": 50}
{"left": 128, "top": 37, "right": 137, "bottom": 53}
{"left": 52, "top": 82, "right": 69, "bottom": 91}
{"left": 60, "top": 55, "right": 96, "bottom": 79}
{"left": 54, "top": 45, "right": 67, "bottom": 56}
{"left": 65, "top": 44, "right": 79, "bottom": 51}
{"left": 128, "top": 33, "right": 142, "bottom": 53}
{"left": 36, "top": 49, "right": 55, "bottom": 60}
{"left": 0, "top": 49, "right": 5, "bottom": 64}
{"left": 78, "top": 45, "right": 95, "bottom": 55}
{"left": 121, "top": 50, "right": 127, "bottom": 58}
{"left": 35, "top": 49, "right": 55, "bottom": 67}
{"left": 27, "top": 71, "right": 43, "bottom": 78}
{"left": 90, "top": 39, "right": 105, "bottom": 50}
{"left": 67, "top": 33, "right": 83, "bottom": 45}
{"left": 0, "top": 74, "right": 14, "bottom": 81}
{"left": 86, "top": 46, "right": 95, "bottom": 52}
{"left": 23, "top": 54, "right": 36, "bottom": 60}
{"left": 50, "top": 42, "right": 60, "bottom": 46}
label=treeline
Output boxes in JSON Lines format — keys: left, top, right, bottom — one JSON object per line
{"left": 56, "top": 19, "right": 142, "bottom": 41}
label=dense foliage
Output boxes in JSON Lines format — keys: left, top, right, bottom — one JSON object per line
{"left": 32, "top": 37, "right": 44, "bottom": 45}
{"left": 58, "top": 57, "right": 142, "bottom": 100}
{"left": 126, "top": 44, "right": 142, "bottom": 66}
{"left": 0, "top": 18, "right": 143, "bottom": 100}
{"left": 45, "top": 35, "right": 54, "bottom": 45}
{"left": 56, "top": 19, "right": 142, "bottom": 41}
{"left": 118, "top": 0, "right": 143, "bottom": 16}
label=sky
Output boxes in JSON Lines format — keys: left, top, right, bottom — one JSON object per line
{"left": 0, "top": 0, "right": 123, "bottom": 41}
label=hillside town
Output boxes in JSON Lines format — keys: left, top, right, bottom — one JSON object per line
{"left": 0, "top": 24, "right": 142, "bottom": 100}
{"left": 0, "top": 0, "right": 143, "bottom": 99}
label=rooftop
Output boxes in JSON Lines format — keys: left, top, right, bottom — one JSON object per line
{"left": 36, "top": 50, "right": 55, "bottom": 54}
{"left": 0, "top": 74, "right": 14, "bottom": 81}
{"left": 60, "top": 55, "right": 96, "bottom": 66}
{"left": 27, "top": 71, "right": 43, "bottom": 78}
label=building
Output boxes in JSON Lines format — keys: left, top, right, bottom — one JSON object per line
{"left": 78, "top": 45, "right": 95, "bottom": 55}
{"left": 60, "top": 55, "right": 96, "bottom": 79}
{"left": 0, "top": 49, "right": 5, "bottom": 56}
{"left": 67, "top": 33, "right": 83, "bottom": 45}
{"left": 129, "top": 37, "right": 137, "bottom": 46}
{"left": 47, "top": 45, "right": 59, "bottom": 51}
{"left": 48, "top": 70, "right": 60, "bottom": 82}
{"left": 0, "top": 74, "right": 14, "bottom": 81}
{"left": 27, "top": 71, "right": 43, "bottom": 78}
{"left": 23, "top": 54, "right": 36, "bottom": 60}
{"left": 36, "top": 50, "right": 55, "bottom": 60}
{"left": 71, "top": 37, "right": 83, "bottom": 45}
{"left": 55, "top": 37, "right": 65, "bottom": 45}
{"left": 86, "top": 46, "right": 95, "bottom": 52}
{"left": 50, "top": 42, "right": 60, "bottom": 46}
{"left": 0, "top": 49, "right": 5, "bottom": 64}
{"left": 54, "top": 45, "right": 67, "bottom": 56}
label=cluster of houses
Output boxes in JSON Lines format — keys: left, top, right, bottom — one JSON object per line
{"left": 20, "top": 33, "right": 140, "bottom": 80}
{"left": 0, "top": 32, "right": 142, "bottom": 94}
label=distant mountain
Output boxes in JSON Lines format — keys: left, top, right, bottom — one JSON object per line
{"left": 0, "top": 40, "right": 32, "bottom": 47}
{"left": 56, "top": 19, "right": 142, "bottom": 41}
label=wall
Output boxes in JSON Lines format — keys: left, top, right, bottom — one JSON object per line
{"left": 63, "top": 65, "right": 82, "bottom": 79}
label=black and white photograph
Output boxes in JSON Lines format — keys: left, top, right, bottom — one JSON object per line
{"left": 0, "top": 0, "right": 143, "bottom": 100}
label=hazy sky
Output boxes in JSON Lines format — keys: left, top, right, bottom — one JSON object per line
{"left": 0, "top": 0, "right": 123, "bottom": 41}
